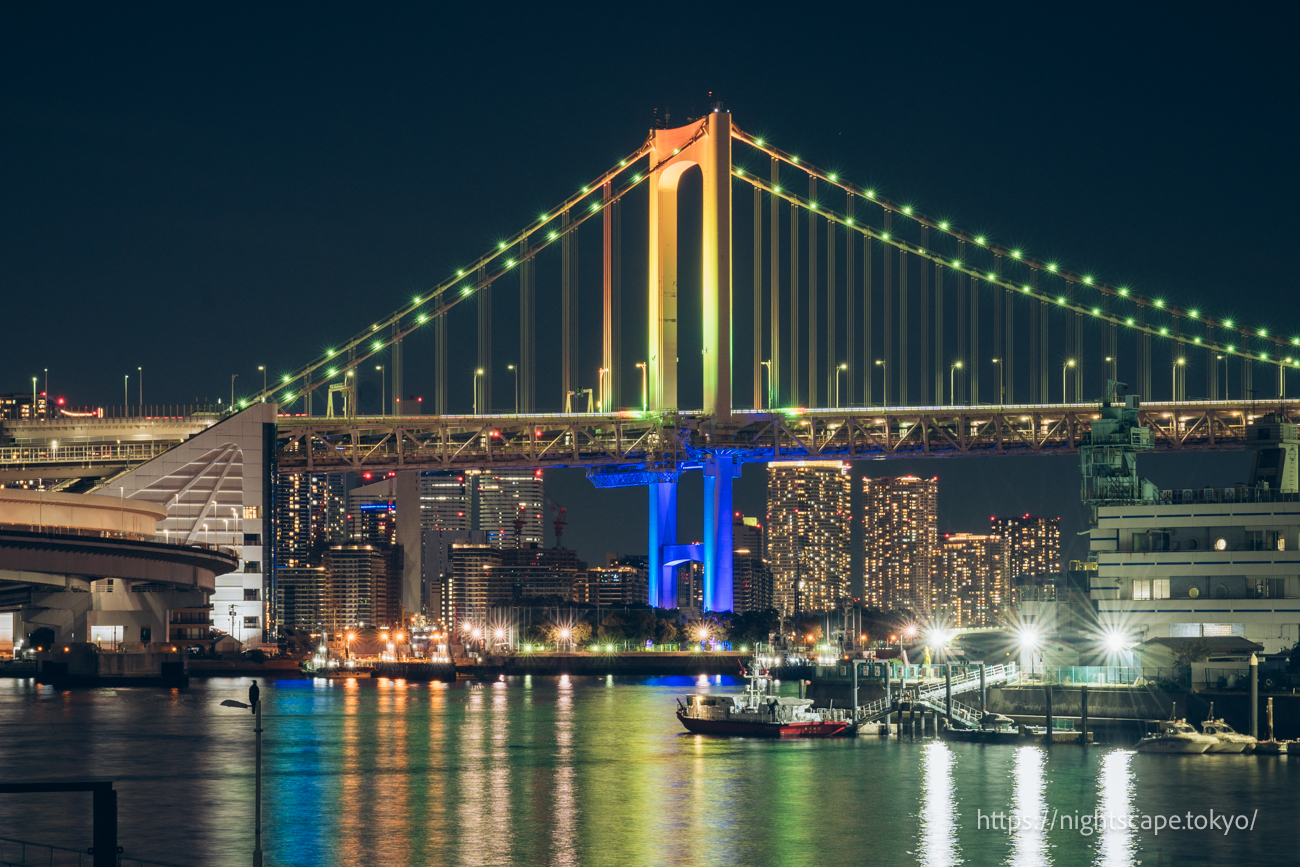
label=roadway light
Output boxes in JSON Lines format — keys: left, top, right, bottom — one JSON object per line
{"left": 1102, "top": 629, "right": 1131, "bottom": 654}
{"left": 1018, "top": 627, "right": 1040, "bottom": 649}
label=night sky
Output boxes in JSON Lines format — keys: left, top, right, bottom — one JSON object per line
{"left": 2, "top": 5, "right": 1295, "bottom": 590}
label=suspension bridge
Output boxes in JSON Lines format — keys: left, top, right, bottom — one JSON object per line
{"left": 9, "top": 106, "right": 1300, "bottom": 616}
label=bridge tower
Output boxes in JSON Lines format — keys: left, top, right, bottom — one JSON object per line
{"left": 645, "top": 107, "right": 736, "bottom": 612}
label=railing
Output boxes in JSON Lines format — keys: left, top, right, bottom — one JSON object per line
{"left": 0, "top": 836, "right": 190, "bottom": 867}
{"left": 0, "top": 443, "right": 174, "bottom": 466}
{"left": 1017, "top": 666, "right": 1143, "bottom": 685}
{"left": 0, "top": 523, "right": 238, "bottom": 558}
{"left": 3, "top": 405, "right": 224, "bottom": 422}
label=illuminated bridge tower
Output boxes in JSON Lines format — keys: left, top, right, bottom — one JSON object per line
{"left": 646, "top": 107, "right": 736, "bottom": 612}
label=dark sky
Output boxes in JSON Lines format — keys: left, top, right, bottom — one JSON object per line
{"left": 2, "top": 4, "right": 1296, "bottom": 587}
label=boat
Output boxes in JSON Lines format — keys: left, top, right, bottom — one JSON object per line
{"left": 1019, "top": 724, "right": 1094, "bottom": 745}
{"left": 1136, "top": 719, "right": 1218, "bottom": 754}
{"left": 941, "top": 713, "right": 1020, "bottom": 744}
{"left": 675, "top": 666, "right": 854, "bottom": 738}
{"left": 1200, "top": 718, "right": 1256, "bottom": 753}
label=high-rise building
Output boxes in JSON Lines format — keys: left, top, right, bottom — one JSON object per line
{"left": 323, "top": 544, "right": 402, "bottom": 630}
{"left": 579, "top": 566, "right": 649, "bottom": 607}
{"left": 733, "top": 514, "right": 774, "bottom": 613}
{"left": 277, "top": 566, "right": 327, "bottom": 633}
{"left": 992, "top": 515, "right": 1062, "bottom": 581}
{"left": 418, "top": 471, "right": 471, "bottom": 532}
{"left": 275, "top": 473, "right": 345, "bottom": 568}
{"left": 476, "top": 469, "right": 545, "bottom": 547}
{"left": 348, "top": 479, "right": 399, "bottom": 546}
{"left": 863, "top": 475, "right": 938, "bottom": 612}
{"left": 767, "top": 462, "right": 851, "bottom": 616}
{"left": 935, "top": 533, "right": 1007, "bottom": 627}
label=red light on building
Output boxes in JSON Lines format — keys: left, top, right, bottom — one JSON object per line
{"left": 56, "top": 397, "right": 65, "bottom": 405}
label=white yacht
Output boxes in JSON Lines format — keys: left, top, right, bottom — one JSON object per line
{"left": 1200, "top": 718, "right": 1257, "bottom": 754}
{"left": 1136, "top": 719, "right": 1218, "bottom": 754}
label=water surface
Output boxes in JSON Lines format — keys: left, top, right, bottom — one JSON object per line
{"left": 0, "top": 676, "right": 1292, "bottom": 866}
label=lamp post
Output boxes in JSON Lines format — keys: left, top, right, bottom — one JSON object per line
{"left": 875, "top": 360, "right": 887, "bottom": 407}
{"left": 375, "top": 365, "right": 385, "bottom": 417}
{"left": 635, "top": 362, "right": 647, "bottom": 412}
{"left": 473, "top": 368, "right": 484, "bottom": 414}
{"left": 138, "top": 366, "right": 143, "bottom": 407}
{"left": 218, "top": 695, "right": 264, "bottom": 867}
{"left": 231, "top": 374, "right": 239, "bottom": 409}
{"left": 1104, "top": 356, "right": 1117, "bottom": 401}
{"left": 1062, "top": 359, "right": 1075, "bottom": 404}
{"left": 597, "top": 367, "right": 607, "bottom": 413}
{"left": 258, "top": 366, "right": 266, "bottom": 399}
{"left": 1173, "top": 357, "right": 1186, "bottom": 401}
{"left": 122, "top": 375, "right": 127, "bottom": 410}
{"left": 950, "top": 361, "right": 963, "bottom": 406}
{"left": 229, "top": 604, "right": 238, "bottom": 643}
{"left": 835, "top": 363, "right": 848, "bottom": 407}
{"left": 760, "top": 360, "right": 772, "bottom": 409}
{"left": 507, "top": 364, "right": 518, "bottom": 413}
{"left": 992, "top": 358, "right": 1004, "bottom": 405}
{"left": 1217, "top": 355, "right": 1228, "bottom": 400}
{"left": 44, "top": 368, "right": 48, "bottom": 417}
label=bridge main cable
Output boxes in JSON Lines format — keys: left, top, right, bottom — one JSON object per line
{"left": 731, "top": 125, "right": 1298, "bottom": 365}
{"left": 251, "top": 121, "right": 712, "bottom": 407}
{"left": 732, "top": 163, "right": 1288, "bottom": 371}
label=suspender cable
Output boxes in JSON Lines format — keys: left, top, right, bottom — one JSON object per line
{"left": 754, "top": 184, "right": 763, "bottom": 409}
{"left": 808, "top": 176, "right": 818, "bottom": 407}
{"left": 827, "top": 198, "right": 837, "bottom": 405}
{"left": 883, "top": 210, "right": 893, "bottom": 406}
{"left": 519, "top": 239, "right": 535, "bottom": 412}
{"left": 478, "top": 266, "right": 492, "bottom": 413}
{"left": 791, "top": 201, "right": 801, "bottom": 405}
{"left": 771, "top": 157, "right": 781, "bottom": 406}
{"left": 864, "top": 220, "right": 874, "bottom": 406}
{"left": 845, "top": 193, "right": 856, "bottom": 404}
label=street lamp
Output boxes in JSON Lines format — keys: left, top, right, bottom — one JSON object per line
{"left": 1173, "top": 357, "right": 1186, "bottom": 402}
{"left": 507, "top": 364, "right": 519, "bottom": 413}
{"left": 950, "top": 361, "right": 963, "bottom": 406}
{"left": 231, "top": 373, "right": 239, "bottom": 409}
{"left": 1104, "top": 356, "right": 1117, "bottom": 401}
{"left": 375, "top": 365, "right": 385, "bottom": 417}
{"left": 138, "top": 366, "right": 143, "bottom": 407}
{"left": 473, "top": 368, "right": 484, "bottom": 414}
{"left": 1217, "top": 355, "right": 1229, "bottom": 400}
{"left": 635, "top": 362, "right": 647, "bottom": 412}
{"left": 258, "top": 365, "right": 266, "bottom": 399}
{"left": 874, "top": 360, "right": 887, "bottom": 407}
{"left": 218, "top": 693, "right": 264, "bottom": 867}
{"left": 992, "top": 358, "right": 1004, "bottom": 405}
{"left": 597, "top": 367, "right": 607, "bottom": 413}
{"left": 835, "top": 363, "right": 848, "bottom": 407}
{"left": 1062, "top": 359, "right": 1075, "bottom": 404}
{"left": 229, "top": 604, "right": 238, "bottom": 642}
{"left": 760, "top": 360, "right": 772, "bottom": 409}
{"left": 122, "top": 375, "right": 127, "bottom": 410}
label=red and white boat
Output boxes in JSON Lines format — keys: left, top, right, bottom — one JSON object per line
{"left": 675, "top": 667, "right": 854, "bottom": 738}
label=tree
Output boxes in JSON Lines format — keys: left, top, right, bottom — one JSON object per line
{"left": 1172, "top": 639, "right": 1211, "bottom": 668}
{"left": 542, "top": 621, "right": 591, "bottom": 647}
{"left": 596, "top": 614, "right": 628, "bottom": 643}
{"left": 26, "top": 627, "right": 55, "bottom": 651}
{"left": 729, "top": 609, "right": 780, "bottom": 646}
{"left": 653, "top": 618, "right": 679, "bottom": 645}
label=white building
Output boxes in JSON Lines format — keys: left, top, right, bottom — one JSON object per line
{"left": 1088, "top": 493, "right": 1300, "bottom": 654}
{"left": 89, "top": 404, "right": 272, "bottom": 646}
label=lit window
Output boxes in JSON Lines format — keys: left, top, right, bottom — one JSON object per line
{"left": 244, "top": 506, "right": 259, "bottom": 520}
{"left": 1153, "top": 579, "right": 1170, "bottom": 599}
{"left": 1132, "top": 579, "right": 1151, "bottom": 601}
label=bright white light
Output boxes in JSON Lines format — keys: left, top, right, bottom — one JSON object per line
{"left": 1019, "top": 627, "right": 1041, "bottom": 649}
{"left": 1103, "top": 629, "right": 1129, "bottom": 653}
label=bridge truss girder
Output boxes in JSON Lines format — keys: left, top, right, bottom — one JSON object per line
{"left": 273, "top": 400, "right": 1297, "bottom": 475}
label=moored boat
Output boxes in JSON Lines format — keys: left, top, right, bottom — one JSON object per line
{"left": 1200, "top": 718, "right": 1257, "bottom": 754}
{"left": 676, "top": 667, "right": 854, "bottom": 738}
{"left": 1136, "top": 719, "right": 1217, "bottom": 754}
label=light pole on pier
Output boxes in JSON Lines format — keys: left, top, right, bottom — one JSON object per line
{"left": 219, "top": 693, "right": 264, "bottom": 867}
{"left": 950, "top": 361, "right": 963, "bottom": 406}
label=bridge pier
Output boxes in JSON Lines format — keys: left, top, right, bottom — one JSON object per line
{"left": 648, "top": 482, "right": 678, "bottom": 609}
{"left": 702, "top": 456, "right": 740, "bottom": 612}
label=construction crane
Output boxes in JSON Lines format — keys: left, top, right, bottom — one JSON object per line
{"left": 543, "top": 490, "right": 567, "bottom": 549}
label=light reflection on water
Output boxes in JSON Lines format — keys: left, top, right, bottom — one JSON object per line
{"left": 1008, "top": 746, "right": 1049, "bottom": 867}
{"left": 0, "top": 677, "right": 1294, "bottom": 867}
{"left": 1094, "top": 750, "right": 1136, "bottom": 867}
{"left": 918, "top": 741, "right": 962, "bottom": 866}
